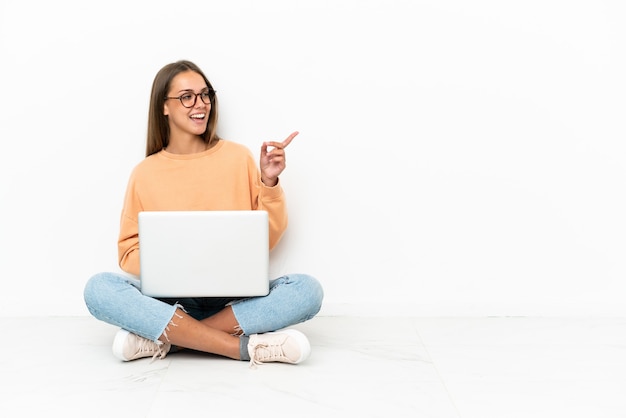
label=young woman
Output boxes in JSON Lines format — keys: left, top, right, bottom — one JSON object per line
{"left": 83, "top": 60, "right": 323, "bottom": 366}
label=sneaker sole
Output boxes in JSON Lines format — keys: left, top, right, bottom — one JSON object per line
{"left": 112, "top": 328, "right": 131, "bottom": 361}
{"left": 281, "top": 329, "right": 311, "bottom": 364}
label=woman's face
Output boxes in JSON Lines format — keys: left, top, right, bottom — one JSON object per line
{"left": 163, "top": 70, "right": 211, "bottom": 138}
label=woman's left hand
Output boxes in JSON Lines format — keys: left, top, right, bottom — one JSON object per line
{"left": 260, "top": 131, "right": 298, "bottom": 187}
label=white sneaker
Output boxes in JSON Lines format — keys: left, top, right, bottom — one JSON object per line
{"left": 112, "top": 329, "right": 171, "bottom": 362}
{"left": 247, "top": 329, "right": 311, "bottom": 367}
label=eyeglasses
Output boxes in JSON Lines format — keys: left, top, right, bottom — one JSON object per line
{"left": 164, "top": 89, "right": 216, "bottom": 108}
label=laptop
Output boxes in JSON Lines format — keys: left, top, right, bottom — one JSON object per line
{"left": 138, "top": 210, "right": 270, "bottom": 298}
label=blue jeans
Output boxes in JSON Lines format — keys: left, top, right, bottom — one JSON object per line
{"left": 83, "top": 272, "right": 324, "bottom": 342}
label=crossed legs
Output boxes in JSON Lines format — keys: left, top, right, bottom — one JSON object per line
{"left": 159, "top": 306, "right": 242, "bottom": 360}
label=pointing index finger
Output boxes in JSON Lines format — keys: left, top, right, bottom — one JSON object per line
{"left": 280, "top": 131, "right": 299, "bottom": 149}
{"left": 263, "top": 131, "right": 299, "bottom": 151}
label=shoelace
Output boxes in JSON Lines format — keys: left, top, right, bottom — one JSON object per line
{"left": 249, "top": 341, "right": 286, "bottom": 368}
{"left": 134, "top": 337, "right": 169, "bottom": 362}
{"left": 151, "top": 344, "right": 169, "bottom": 361}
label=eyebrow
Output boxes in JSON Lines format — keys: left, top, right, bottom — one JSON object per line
{"left": 176, "top": 88, "right": 209, "bottom": 94}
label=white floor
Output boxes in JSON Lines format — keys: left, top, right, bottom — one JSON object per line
{"left": 1, "top": 316, "right": 625, "bottom": 417}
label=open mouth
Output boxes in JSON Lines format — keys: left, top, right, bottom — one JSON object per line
{"left": 190, "top": 113, "right": 206, "bottom": 120}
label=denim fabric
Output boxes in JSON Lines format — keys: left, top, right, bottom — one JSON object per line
{"left": 83, "top": 272, "right": 323, "bottom": 342}
{"left": 230, "top": 274, "right": 324, "bottom": 335}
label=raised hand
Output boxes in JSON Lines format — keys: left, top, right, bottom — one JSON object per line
{"left": 260, "top": 131, "right": 298, "bottom": 187}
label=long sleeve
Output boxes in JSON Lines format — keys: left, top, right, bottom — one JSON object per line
{"left": 117, "top": 139, "right": 288, "bottom": 276}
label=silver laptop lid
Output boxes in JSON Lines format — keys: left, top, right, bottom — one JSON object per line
{"left": 138, "top": 210, "right": 269, "bottom": 297}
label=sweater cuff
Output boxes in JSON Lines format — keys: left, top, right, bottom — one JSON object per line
{"left": 260, "top": 178, "right": 283, "bottom": 198}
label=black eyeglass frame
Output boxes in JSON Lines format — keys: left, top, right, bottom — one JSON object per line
{"left": 164, "top": 89, "right": 216, "bottom": 108}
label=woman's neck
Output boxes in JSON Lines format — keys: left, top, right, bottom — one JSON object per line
{"left": 165, "top": 135, "right": 208, "bottom": 154}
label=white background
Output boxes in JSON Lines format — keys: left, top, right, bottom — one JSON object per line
{"left": 1, "top": 0, "right": 624, "bottom": 317}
